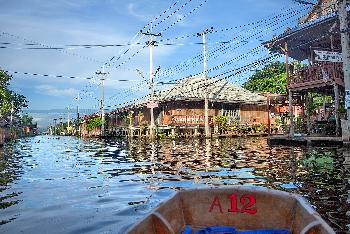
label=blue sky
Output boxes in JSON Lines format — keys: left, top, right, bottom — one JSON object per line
{"left": 0, "top": 0, "right": 312, "bottom": 127}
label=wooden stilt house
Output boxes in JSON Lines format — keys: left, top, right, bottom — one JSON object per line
{"left": 115, "top": 76, "right": 266, "bottom": 137}
{"left": 263, "top": 0, "right": 349, "bottom": 137}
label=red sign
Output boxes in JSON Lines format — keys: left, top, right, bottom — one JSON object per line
{"left": 147, "top": 102, "right": 159, "bottom": 108}
{"left": 172, "top": 115, "right": 214, "bottom": 125}
{"left": 209, "top": 194, "right": 257, "bottom": 214}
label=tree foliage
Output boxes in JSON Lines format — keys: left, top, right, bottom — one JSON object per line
{"left": 86, "top": 116, "right": 102, "bottom": 130}
{"left": 243, "top": 62, "right": 287, "bottom": 94}
{"left": 214, "top": 115, "right": 228, "bottom": 132}
{"left": 20, "top": 114, "right": 34, "bottom": 126}
{"left": 0, "top": 69, "right": 28, "bottom": 117}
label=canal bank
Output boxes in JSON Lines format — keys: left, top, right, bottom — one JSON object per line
{"left": 0, "top": 136, "right": 349, "bottom": 233}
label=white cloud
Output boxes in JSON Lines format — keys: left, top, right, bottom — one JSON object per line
{"left": 127, "top": 3, "right": 152, "bottom": 22}
{"left": 35, "top": 85, "right": 78, "bottom": 97}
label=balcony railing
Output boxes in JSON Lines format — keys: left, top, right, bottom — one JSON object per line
{"left": 165, "top": 115, "right": 214, "bottom": 125}
{"left": 288, "top": 62, "right": 343, "bottom": 90}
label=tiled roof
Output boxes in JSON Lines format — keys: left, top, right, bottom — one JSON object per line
{"left": 136, "top": 76, "right": 266, "bottom": 105}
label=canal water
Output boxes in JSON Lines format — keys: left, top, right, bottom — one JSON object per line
{"left": 0, "top": 136, "right": 349, "bottom": 233}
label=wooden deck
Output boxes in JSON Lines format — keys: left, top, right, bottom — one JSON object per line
{"left": 288, "top": 62, "right": 344, "bottom": 92}
{"left": 268, "top": 135, "right": 343, "bottom": 146}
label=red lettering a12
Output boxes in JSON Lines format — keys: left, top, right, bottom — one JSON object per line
{"left": 228, "top": 194, "right": 239, "bottom": 213}
{"left": 240, "top": 194, "right": 257, "bottom": 214}
{"left": 209, "top": 195, "right": 223, "bottom": 213}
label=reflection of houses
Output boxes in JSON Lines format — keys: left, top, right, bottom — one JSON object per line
{"left": 0, "top": 117, "right": 38, "bottom": 145}
{"left": 264, "top": 0, "right": 349, "bottom": 138}
{"left": 115, "top": 76, "right": 266, "bottom": 137}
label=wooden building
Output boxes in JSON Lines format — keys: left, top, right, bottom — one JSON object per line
{"left": 263, "top": 0, "right": 349, "bottom": 137}
{"left": 113, "top": 76, "right": 267, "bottom": 137}
{"left": 300, "top": 0, "right": 337, "bottom": 23}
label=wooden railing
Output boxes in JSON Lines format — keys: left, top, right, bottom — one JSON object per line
{"left": 168, "top": 115, "right": 214, "bottom": 125}
{"left": 288, "top": 62, "right": 343, "bottom": 90}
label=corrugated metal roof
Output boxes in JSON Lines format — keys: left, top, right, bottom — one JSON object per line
{"left": 274, "top": 5, "right": 349, "bottom": 40}
{"left": 136, "top": 76, "right": 266, "bottom": 106}
{"left": 263, "top": 5, "right": 349, "bottom": 61}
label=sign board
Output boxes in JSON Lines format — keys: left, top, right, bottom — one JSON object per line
{"left": 314, "top": 50, "right": 342, "bottom": 63}
{"left": 346, "top": 90, "right": 350, "bottom": 109}
{"left": 147, "top": 101, "right": 159, "bottom": 109}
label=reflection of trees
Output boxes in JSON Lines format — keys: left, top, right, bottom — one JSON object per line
{"left": 295, "top": 149, "right": 349, "bottom": 232}
{"left": 0, "top": 142, "right": 24, "bottom": 223}
{"left": 125, "top": 137, "right": 290, "bottom": 187}
{"left": 101, "top": 137, "right": 348, "bottom": 232}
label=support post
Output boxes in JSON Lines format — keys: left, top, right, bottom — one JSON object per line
{"left": 129, "top": 111, "right": 134, "bottom": 138}
{"left": 330, "top": 35, "right": 340, "bottom": 136}
{"left": 334, "top": 84, "right": 340, "bottom": 135}
{"left": 266, "top": 95, "right": 271, "bottom": 136}
{"left": 338, "top": 0, "right": 350, "bottom": 141}
{"left": 10, "top": 101, "right": 14, "bottom": 128}
{"left": 301, "top": 94, "right": 305, "bottom": 133}
{"left": 285, "top": 42, "right": 294, "bottom": 137}
{"left": 198, "top": 28, "right": 213, "bottom": 138}
{"left": 149, "top": 35, "right": 155, "bottom": 139}
{"left": 77, "top": 92, "right": 80, "bottom": 137}
{"left": 53, "top": 118, "right": 57, "bottom": 135}
{"left": 306, "top": 93, "right": 311, "bottom": 134}
{"left": 96, "top": 65, "right": 108, "bottom": 137}
{"left": 203, "top": 31, "right": 210, "bottom": 138}
{"left": 289, "top": 90, "right": 295, "bottom": 137}
{"left": 141, "top": 28, "right": 161, "bottom": 140}
{"left": 67, "top": 107, "right": 70, "bottom": 135}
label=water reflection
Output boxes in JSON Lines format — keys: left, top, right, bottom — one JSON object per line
{"left": 0, "top": 136, "right": 349, "bottom": 233}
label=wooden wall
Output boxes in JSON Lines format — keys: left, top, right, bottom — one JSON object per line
{"left": 240, "top": 104, "right": 267, "bottom": 124}
{"left": 111, "top": 101, "right": 268, "bottom": 127}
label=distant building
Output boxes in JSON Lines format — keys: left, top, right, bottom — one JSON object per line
{"left": 110, "top": 76, "right": 267, "bottom": 136}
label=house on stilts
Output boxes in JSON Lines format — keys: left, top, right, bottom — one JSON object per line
{"left": 264, "top": 0, "right": 349, "bottom": 140}
{"left": 103, "top": 76, "right": 267, "bottom": 138}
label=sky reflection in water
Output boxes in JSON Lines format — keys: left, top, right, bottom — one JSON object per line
{"left": 0, "top": 136, "right": 349, "bottom": 233}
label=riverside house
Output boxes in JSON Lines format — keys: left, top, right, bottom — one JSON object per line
{"left": 110, "top": 76, "right": 267, "bottom": 137}
{"left": 263, "top": 0, "right": 348, "bottom": 138}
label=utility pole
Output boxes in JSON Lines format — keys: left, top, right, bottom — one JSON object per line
{"left": 338, "top": 0, "right": 350, "bottom": 141}
{"left": 67, "top": 107, "right": 70, "bottom": 135}
{"left": 96, "top": 65, "right": 108, "bottom": 137}
{"left": 10, "top": 101, "right": 14, "bottom": 128}
{"left": 76, "top": 92, "right": 80, "bottom": 136}
{"left": 140, "top": 28, "right": 161, "bottom": 140}
{"left": 53, "top": 118, "right": 57, "bottom": 135}
{"left": 198, "top": 28, "right": 213, "bottom": 138}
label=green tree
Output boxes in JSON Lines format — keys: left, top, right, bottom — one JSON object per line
{"left": 0, "top": 69, "right": 28, "bottom": 117}
{"left": 243, "top": 61, "right": 287, "bottom": 94}
{"left": 214, "top": 115, "right": 228, "bottom": 133}
{"left": 20, "top": 114, "right": 34, "bottom": 126}
{"left": 86, "top": 116, "right": 102, "bottom": 130}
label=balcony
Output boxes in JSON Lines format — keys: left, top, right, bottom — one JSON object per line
{"left": 288, "top": 62, "right": 344, "bottom": 91}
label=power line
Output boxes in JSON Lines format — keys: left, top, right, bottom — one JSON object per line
{"left": 0, "top": 31, "right": 105, "bottom": 64}
{"left": 1, "top": 68, "right": 141, "bottom": 82}
{"left": 158, "top": 6, "right": 307, "bottom": 80}
{"left": 109, "top": 27, "right": 329, "bottom": 108}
